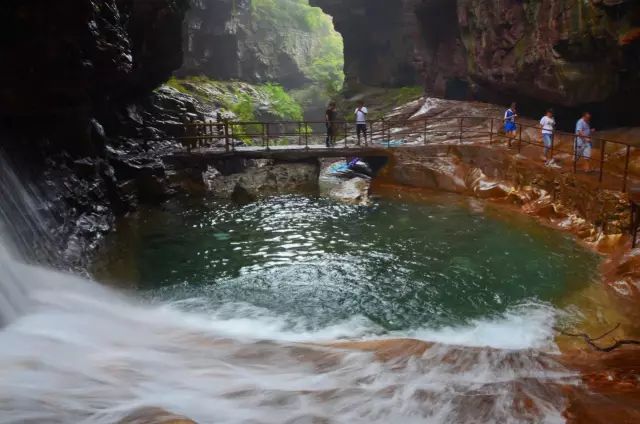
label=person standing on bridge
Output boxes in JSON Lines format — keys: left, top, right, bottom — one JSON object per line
{"left": 215, "top": 104, "right": 224, "bottom": 137}
{"left": 575, "top": 112, "right": 596, "bottom": 173}
{"left": 325, "top": 101, "right": 337, "bottom": 147}
{"left": 539, "top": 108, "right": 556, "bottom": 165}
{"left": 504, "top": 103, "right": 518, "bottom": 148}
{"left": 355, "top": 100, "right": 368, "bottom": 145}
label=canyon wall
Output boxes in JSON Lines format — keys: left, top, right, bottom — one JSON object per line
{"left": 179, "top": 0, "right": 340, "bottom": 89}
{"left": 0, "top": 0, "right": 191, "bottom": 266}
{"left": 308, "top": 0, "right": 425, "bottom": 88}
{"left": 312, "top": 0, "right": 640, "bottom": 125}
{"left": 0, "top": 0, "right": 189, "bottom": 152}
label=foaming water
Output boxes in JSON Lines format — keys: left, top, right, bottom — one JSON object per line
{"left": 158, "top": 299, "right": 557, "bottom": 350}
{"left": 0, "top": 265, "right": 575, "bottom": 423}
{"left": 0, "top": 159, "right": 594, "bottom": 422}
{"left": 97, "top": 195, "right": 598, "bottom": 335}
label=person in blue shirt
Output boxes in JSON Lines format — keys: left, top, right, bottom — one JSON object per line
{"left": 575, "top": 112, "right": 596, "bottom": 172}
{"left": 504, "top": 103, "right": 517, "bottom": 148}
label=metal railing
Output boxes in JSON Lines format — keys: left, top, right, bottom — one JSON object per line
{"left": 180, "top": 116, "right": 638, "bottom": 193}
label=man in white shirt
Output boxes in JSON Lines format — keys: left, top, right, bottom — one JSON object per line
{"left": 575, "top": 112, "right": 596, "bottom": 172}
{"left": 354, "top": 101, "right": 368, "bottom": 145}
{"left": 539, "top": 109, "right": 555, "bottom": 164}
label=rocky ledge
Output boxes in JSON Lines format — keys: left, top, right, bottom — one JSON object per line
{"left": 204, "top": 160, "right": 321, "bottom": 201}
{"left": 0, "top": 0, "right": 192, "bottom": 269}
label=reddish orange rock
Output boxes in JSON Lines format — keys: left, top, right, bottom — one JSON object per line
{"left": 118, "top": 407, "right": 196, "bottom": 424}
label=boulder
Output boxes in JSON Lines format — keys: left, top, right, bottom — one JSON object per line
{"left": 465, "top": 168, "right": 512, "bottom": 199}
{"left": 329, "top": 177, "right": 371, "bottom": 205}
{"left": 205, "top": 162, "right": 320, "bottom": 199}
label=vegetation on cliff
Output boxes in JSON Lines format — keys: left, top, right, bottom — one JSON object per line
{"left": 166, "top": 76, "right": 304, "bottom": 122}
{"left": 249, "top": 0, "right": 344, "bottom": 96}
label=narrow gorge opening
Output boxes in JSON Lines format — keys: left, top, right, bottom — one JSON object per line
{"left": 174, "top": 0, "right": 345, "bottom": 122}
{"left": 2, "top": 0, "right": 640, "bottom": 422}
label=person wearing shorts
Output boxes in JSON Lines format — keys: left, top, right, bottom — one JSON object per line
{"left": 575, "top": 112, "right": 596, "bottom": 172}
{"left": 354, "top": 101, "right": 368, "bottom": 145}
{"left": 539, "top": 109, "right": 555, "bottom": 164}
{"left": 504, "top": 102, "right": 517, "bottom": 148}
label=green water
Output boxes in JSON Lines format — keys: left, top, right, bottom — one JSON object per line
{"left": 96, "top": 193, "right": 598, "bottom": 332}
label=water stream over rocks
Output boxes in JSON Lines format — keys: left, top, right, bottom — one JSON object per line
{"left": 0, "top": 153, "right": 613, "bottom": 423}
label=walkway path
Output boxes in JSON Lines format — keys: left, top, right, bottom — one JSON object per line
{"left": 176, "top": 116, "right": 639, "bottom": 193}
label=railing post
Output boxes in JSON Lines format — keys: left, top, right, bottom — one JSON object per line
{"left": 304, "top": 122, "right": 309, "bottom": 149}
{"left": 231, "top": 123, "right": 236, "bottom": 152}
{"left": 598, "top": 140, "right": 606, "bottom": 183}
{"left": 344, "top": 121, "right": 349, "bottom": 147}
{"left": 517, "top": 125, "right": 523, "bottom": 154}
{"left": 489, "top": 118, "right": 494, "bottom": 145}
{"left": 298, "top": 122, "right": 302, "bottom": 146}
{"left": 459, "top": 117, "right": 463, "bottom": 144}
{"left": 622, "top": 145, "right": 631, "bottom": 192}
{"left": 632, "top": 201, "right": 639, "bottom": 249}
{"left": 573, "top": 136, "right": 578, "bottom": 174}
{"left": 224, "top": 121, "right": 230, "bottom": 152}
{"left": 265, "top": 122, "right": 270, "bottom": 150}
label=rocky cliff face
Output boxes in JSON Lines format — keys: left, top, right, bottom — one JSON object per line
{"left": 0, "top": 0, "right": 191, "bottom": 267}
{"left": 456, "top": 0, "right": 640, "bottom": 108}
{"left": 312, "top": 0, "right": 640, "bottom": 125}
{"left": 0, "top": 0, "right": 189, "bottom": 152}
{"left": 310, "top": 0, "right": 424, "bottom": 88}
{"left": 180, "top": 0, "right": 331, "bottom": 88}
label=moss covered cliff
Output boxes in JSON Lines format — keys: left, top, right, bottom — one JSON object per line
{"left": 166, "top": 76, "right": 304, "bottom": 122}
{"left": 180, "top": 0, "right": 343, "bottom": 92}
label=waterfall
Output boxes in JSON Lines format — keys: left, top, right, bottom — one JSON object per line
{"left": 0, "top": 244, "right": 29, "bottom": 325}
{"left": 0, "top": 151, "right": 578, "bottom": 423}
{"left": 0, "top": 152, "right": 55, "bottom": 325}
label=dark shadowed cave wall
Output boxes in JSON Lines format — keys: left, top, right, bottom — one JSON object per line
{"left": 0, "top": 0, "right": 189, "bottom": 155}
{"left": 0, "top": 0, "right": 192, "bottom": 266}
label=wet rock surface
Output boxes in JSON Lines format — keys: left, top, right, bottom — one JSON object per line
{"left": 0, "top": 0, "right": 189, "bottom": 119}
{"left": 0, "top": 0, "right": 190, "bottom": 268}
{"left": 118, "top": 407, "right": 196, "bottom": 424}
{"left": 312, "top": 0, "right": 640, "bottom": 125}
{"left": 328, "top": 177, "right": 371, "bottom": 205}
{"left": 381, "top": 144, "right": 631, "bottom": 242}
{"left": 204, "top": 161, "right": 320, "bottom": 200}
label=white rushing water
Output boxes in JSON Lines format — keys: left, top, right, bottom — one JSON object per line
{"left": 0, "top": 261, "right": 574, "bottom": 424}
{"left": 0, "top": 153, "right": 576, "bottom": 423}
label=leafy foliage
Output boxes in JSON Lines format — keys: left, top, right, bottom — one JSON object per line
{"left": 250, "top": 0, "right": 344, "bottom": 100}
{"left": 261, "top": 84, "right": 304, "bottom": 120}
{"left": 163, "top": 76, "right": 306, "bottom": 142}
